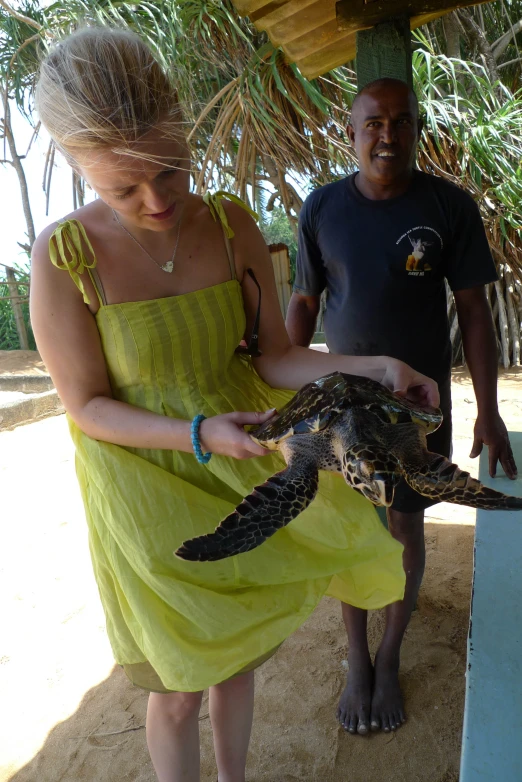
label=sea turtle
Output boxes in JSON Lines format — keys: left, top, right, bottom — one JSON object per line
{"left": 176, "top": 372, "right": 522, "bottom": 562}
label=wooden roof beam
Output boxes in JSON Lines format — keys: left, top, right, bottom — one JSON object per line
{"left": 241, "top": 1, "right": 337, "bottom": 46}
{"left": 230, "top": 0, "right": 494, "bottom": 79}
{"left": 336, "top": 0, "right": 488, "bottom": 30}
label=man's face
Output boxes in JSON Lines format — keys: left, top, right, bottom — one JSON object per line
{"left": 347, "top": 84, "right": 421, "bottom": 187}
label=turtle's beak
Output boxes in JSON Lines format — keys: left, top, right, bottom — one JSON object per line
{"left": 374, "top": 478, "right": 395, "bottom": 507}
{"left": 355, "top": 477, "right": 395, "bottom": 507}
{"left": 341, "top": 451, "right": 399, "bottom": 507}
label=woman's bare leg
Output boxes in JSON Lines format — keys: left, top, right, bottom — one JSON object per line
{"left": 209, "top": 670, "right": 255, "bottom": 782}
{"left": 146, "top": 690, "right": 203, "bottom": 782}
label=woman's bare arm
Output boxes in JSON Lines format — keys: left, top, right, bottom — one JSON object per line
{"left": 228, "top": 203, "right": 440, "bottom": 408}
{"left": 29, "top": 225, "right": 271, "bottom": 457}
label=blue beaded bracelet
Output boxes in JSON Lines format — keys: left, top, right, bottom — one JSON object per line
{"left": 190, "top": 414, "right": 212, "bottom": 464}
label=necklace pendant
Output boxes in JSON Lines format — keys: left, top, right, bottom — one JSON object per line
{"left": 161, "top": 260, "right": 174, "bottom": 273}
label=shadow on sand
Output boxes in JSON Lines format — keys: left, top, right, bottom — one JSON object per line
{"left": 10, "top": 522, "right": 472, "bottom": 782}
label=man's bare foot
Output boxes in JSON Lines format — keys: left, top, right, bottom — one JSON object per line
{"left": 370, "top": 651, "right": 406, "bottom": 732}
{"left": 337, "top": 651, "right": 373, "bottom": 735}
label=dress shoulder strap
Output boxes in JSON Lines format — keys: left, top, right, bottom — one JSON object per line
{"left": 49, "top": 219, "right": 106, "bottom": 307}
{"left": 203, "top": 191, "right": 259, "bottom": 281}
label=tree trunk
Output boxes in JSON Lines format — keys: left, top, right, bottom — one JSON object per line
{"left": 495, "top": 279, "right": 510, "bottom": 368}
{"left": 72, "top": 171, "right": 85, "bottom": 209}
{"left": 457, "top": 9, "right": 501, "bottom": 84}
{"left": 0, "top": 0, "right": 41, "bottom": 29}
{"left": 492, "top": 19, "right": 522, "bottom": 61}
{"left": 1, "top": 96, "right": 36, "bottom": 250}
{"left": 505, "top": 269, "right": 520, "bottom": 366}
{"left": 261, "top": 154, "right": 302, "bottom": 236}
{"left": 442, "top": 12, "right": 461, "bottom": 58}
{"left": 5, "top": 266, "right": 29, "bottom": 349}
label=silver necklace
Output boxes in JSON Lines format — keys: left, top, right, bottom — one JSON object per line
{"left": 112, "top": 209, "right": 181, "bottom": 273}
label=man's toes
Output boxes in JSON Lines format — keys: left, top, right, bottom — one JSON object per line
{"left": 391, "top": 712, "right": 400, "bottom": 730}
{"left": 393, "top": 711, "right": 402, "bottom": 728}
{"left": 345, "top": 714, "right": 357, "bottom": 734}
{"left": 381, "top": 714, "right": 391, "bottom": 733}
{"left": 370, "top": 716, "right": 381, "bottom": 732}
{"left": 341, "top": 710, "right": 371, "bottom": 736}
{"left": 357, "top": 719, "right": 369, "bottom": 736}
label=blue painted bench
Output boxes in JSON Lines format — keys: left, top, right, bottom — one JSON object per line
{"left": 460, "top": 431, "right": 522, "bottom": 782}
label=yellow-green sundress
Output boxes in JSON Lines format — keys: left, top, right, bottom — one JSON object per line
{"left": 49, "top": 195, "right": 405, "bottom": 693}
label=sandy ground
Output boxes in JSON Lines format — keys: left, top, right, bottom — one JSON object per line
{"left": 0, "top": 351, "right": 48, "bottom": 377}
{"left": 1, "top": 367, "right": 521, "bottom": 782}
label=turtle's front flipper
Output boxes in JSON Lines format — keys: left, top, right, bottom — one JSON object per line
{"left": 175, "top": 460, "right": 319, "bottom": 562}
{"left": 405, "top": 452, "right": 522, "bottom": 509}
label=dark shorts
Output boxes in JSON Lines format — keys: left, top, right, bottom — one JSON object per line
{"left": 390, "top": 375, "right": 453, "bottom": 514}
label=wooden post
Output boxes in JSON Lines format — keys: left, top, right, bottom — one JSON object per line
{"left": 6, "top": 267, "right": 29, "bottom": 350}
{"left": 355, "top": 14, "right": 413, "bottom": 529}
{"left": 355, "top": 15, "right": 413, "bottom": 90}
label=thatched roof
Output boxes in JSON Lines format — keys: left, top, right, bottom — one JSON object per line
{"left": 230, "top": 1, "right": 488, "bottom": 78}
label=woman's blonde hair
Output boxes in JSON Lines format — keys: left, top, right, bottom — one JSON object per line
{"left": 35, "top": 26, "right": 183, "bottom": 165}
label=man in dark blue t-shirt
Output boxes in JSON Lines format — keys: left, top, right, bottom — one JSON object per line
{"left": 286, "top": 78, "right": 517, "bottom": 737}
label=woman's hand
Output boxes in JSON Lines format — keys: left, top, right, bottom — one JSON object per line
{"left": 381, "top": 359, "right": 440, "bottom": 409}
{"left": 199, "top": 409, "right": 277, "bottom": 460}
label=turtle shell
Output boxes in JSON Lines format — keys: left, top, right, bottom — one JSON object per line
{"left": 251, "top": 372, "right": 442, "bottom": 449}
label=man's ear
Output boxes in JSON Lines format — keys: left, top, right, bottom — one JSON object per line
{"left": 346, "top": 123, "right": 355, "bottom": 145}
{"left": 417, "top": 116, "right": 424, "bottom": 137}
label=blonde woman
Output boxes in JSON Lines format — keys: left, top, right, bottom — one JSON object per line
{"left": 30, "top": 27, "right": 438, "bottom": 782}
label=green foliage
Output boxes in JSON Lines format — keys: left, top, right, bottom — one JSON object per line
{"left": 0, "top": 268, "right": 34, "bottom": 350}
{"left": 0, "top": 0, "right": 45, "bottom": 115}
{"left": 2, "top": 0, "right": 522, "bottom": 300}
{"left": 427, "top": 2, "right": 522, "bottom": 91}
{"left": 260, "top": 206, "right": 297, "bottom": 275}
{"left": 412, "top": 44, "right": 522, "bottom": 276}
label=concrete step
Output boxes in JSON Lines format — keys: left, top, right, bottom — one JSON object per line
{"left": 0, "top": 350, "right": 63, "bottom": 430}
{"left": 0, "top": 345, "right": 329, "bottom": 431}
{"left": 0, "top": 388, "right": 64, "bottom": 431}
{"left": 0, "top": 373, "right": 54, "bottom": 393}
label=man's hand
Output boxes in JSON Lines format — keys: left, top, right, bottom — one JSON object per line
{"left": 470, "top": 412, "right": 518, "bottom": 479}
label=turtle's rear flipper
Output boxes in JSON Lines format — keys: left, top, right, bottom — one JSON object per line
{"left": 175, "top": 461, "right": 319, "bottom": 562}
{"left": 406, "top": 452, "right": 522, "bottom": 509}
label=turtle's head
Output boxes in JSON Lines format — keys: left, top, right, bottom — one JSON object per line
{"left": 358, "top": 473, "right": 397, "bottom": 506}
{"left": 341, "top": 449, "right": 401, "bottom": 507}
{"left": 354, "top": 467, "right": 400, "bottom": 506}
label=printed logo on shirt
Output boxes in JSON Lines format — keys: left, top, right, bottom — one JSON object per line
{"left": 396, "top": 226, "right": 443, "bottom": 277}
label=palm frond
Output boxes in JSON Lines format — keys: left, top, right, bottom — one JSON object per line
{"left": 414, "top": 48, "right": 522, "bottom": 282}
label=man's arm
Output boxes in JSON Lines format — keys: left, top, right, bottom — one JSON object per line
{"left": 454, "top": 285, "right": 517, "bottom": 479}
{"left": 286, "top": 292, "right": 321, "bottom": 347}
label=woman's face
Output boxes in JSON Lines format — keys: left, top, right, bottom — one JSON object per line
{"left": 76, "top": 128, "right": 191, "bottom": 232}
